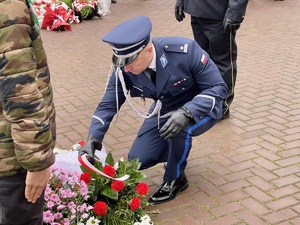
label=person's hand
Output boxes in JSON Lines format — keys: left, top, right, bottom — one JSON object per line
{"left": 25, "top": 168, "right": 50, "bottom": 203}
{"left": 223, "top": 17, "right": 240, "bottom": 33}
{"left": 175, "top": 6, "right": 185, "bottom": 22}
{"left": 78, "top": 134, "right": 102, "bottom": 163}
{"left": 159, "top": 108, "right": 192, "bottom": 139}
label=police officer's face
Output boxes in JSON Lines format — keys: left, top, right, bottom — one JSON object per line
{"left": 124, "top": 44, "right": 153, "bottom": 75}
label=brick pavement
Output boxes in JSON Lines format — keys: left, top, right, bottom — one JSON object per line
{"left": 41, "top": 0, "right": 300, "bottom": 224}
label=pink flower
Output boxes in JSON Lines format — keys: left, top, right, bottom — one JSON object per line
{"left": 46, "top": 201, "right": 54, "bottom": 208}
{"left": 80, "top": 184, "right": 88, "bottom": 196}
{"left": 57, "top": 205, "right": 66, "bottom": 211}
{"left": 68, "top": 201, "right": 76, "bottom": 209}
{"left": 43, "top": 210, "right": 54, "bottom": 223}
{"left": 50, "top": 193, "right": 60, "bottom": 202}
{"left": 54, "top": 212, "right": 63, "bottom": 220}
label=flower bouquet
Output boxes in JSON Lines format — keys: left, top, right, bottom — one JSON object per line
{"left": 32, "top": 0, "right": 111, "bottom": 31}
{"left": 43, "top": 142, "right": 153, "bottom": 225}
{"left": 72, "top": 0, "right": 110, "bottom": 21}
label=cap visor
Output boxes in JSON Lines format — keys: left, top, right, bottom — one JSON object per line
{"left": 112, "top": 53, "right": 139, "bottom": 67}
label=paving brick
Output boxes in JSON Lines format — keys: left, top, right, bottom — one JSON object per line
{"left": 244, "top": 186, "right": 273, "bottom": 203}
{"left": 205, "top": 215, "right": 241, "bottom": 225}
{"left": 237, "top": 210, "right": 268, "bottom": 225}
{"left": 263, "top": 208, "right": 298, "bottom": 224}
{"left": 266, "top": 196, "right": 299, "bottom": 211}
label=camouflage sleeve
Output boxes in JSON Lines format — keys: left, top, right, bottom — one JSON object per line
{"left": 0, "top": 0, "right": 55, "bottom": 172}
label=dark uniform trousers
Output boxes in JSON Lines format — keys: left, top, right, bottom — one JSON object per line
{"left": 191, "top": 17, "right": 237, "bottom": 114}
{"left": 0, "top": 173, "right": 44, "bottom": 225}
{"left": 128, "top": 115, "right": 217, "bottom": 181}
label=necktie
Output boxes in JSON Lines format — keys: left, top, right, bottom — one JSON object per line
{"left": 146, "top": 68, "right": 156, "bottom": 84}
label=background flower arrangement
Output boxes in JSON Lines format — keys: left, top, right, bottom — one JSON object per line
{"left": 44, "top": 142, "right": 154, "bottom": 225}
{"left": 32, "top": 0, "right": 111, "bottom": 31}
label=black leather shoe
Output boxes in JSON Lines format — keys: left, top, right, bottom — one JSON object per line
{"left": 111, "top": 0, "right": 117, "bottom": 3}
{"left": 149, "top": 173, "right": 188, "bottom": 204}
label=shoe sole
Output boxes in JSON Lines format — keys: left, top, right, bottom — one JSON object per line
{"left": 149, "top": 182, "right": 189, "bottom": 204}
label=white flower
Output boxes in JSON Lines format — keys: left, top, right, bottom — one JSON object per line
{"left": 86, "top": 216, "right": 101, "bottom": 225}
{"left": 77, "top": 223, "right": 84, "bottom": 225}
{"left": 141, "top": 215, "right": 151, "bottom": 222}
{"left": 139, "top": 214, "right": 153, "bottom": 225}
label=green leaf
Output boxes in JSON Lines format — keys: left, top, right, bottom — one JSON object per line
{"left": 105, "top": 152, "right": 114, "bottom": 166}
{"left": 94, "top": 159, "right": 104, "bottom": 171}
{"left": 101, "top": 184, "right": 118, "bottom": 202}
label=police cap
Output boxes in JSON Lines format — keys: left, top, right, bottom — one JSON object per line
{"left": 102, "top": 16, "right": 152, "bottom": 67}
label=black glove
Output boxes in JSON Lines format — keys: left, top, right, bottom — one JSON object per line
{"left": 78, "top": 134, "right": 102, "bottom": 164}
{"left": 223, "top": 17, "right": 240, "bottom": 33}
{"left": 175, "top": 6, "right": 185, "bottom": 22}
{"left": 159, "top": 107, "right": 193, "bottom": 139}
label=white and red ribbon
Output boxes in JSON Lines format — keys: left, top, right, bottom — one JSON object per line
{"left": 78, "top": 154, "right": 130, "bottom": 181}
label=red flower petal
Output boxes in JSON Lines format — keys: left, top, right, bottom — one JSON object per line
{"left": 78, "top": 140, "right": 85, "bottom": 146}
{"left": 129, "top": 197, "right": 140, "bottom": 210}
{"left": 136, "top": 182, "right": 149, "bottom": 196}
{"left": 94, "top": 201, "right": 107, "bottom": 216}
{"left": 111, "top": 180, "right": 125, "bottom": 192}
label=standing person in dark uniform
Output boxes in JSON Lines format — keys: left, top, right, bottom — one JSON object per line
{"left": 175, "top": 0, "right": 249, "bottom": 119}
{"left": 0, "top": 0, "right": 56, "bottom": 224}
{"left": 79, "top": 16, "right": 227, "bottom": 204}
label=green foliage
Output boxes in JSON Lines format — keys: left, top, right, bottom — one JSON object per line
{"left": 60, "top": 0, "right": 73, "bottom": 9}
{"left": 80, "top": 7, "right": 94, "bottom": 19}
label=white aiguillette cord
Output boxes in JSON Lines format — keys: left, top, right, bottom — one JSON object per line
{"left": 114, "top": 66, "right": 162, "bottom": 127}
{"left": 78, "top": 154, "right": 130, "bottom": 181}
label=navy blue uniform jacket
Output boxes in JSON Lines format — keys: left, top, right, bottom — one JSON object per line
{"left": 176, "top": 0, "right": 249, "bottom": 23}
{"left": 89, "top": 37, "right": 227, "bottom": 142}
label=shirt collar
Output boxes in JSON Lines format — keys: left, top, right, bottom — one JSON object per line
{"left": 148, "top": 43, "right": 156, "bottom": 71}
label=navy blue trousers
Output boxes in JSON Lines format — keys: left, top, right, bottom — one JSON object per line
{"left": 191, "top": 16, "right": 238, "bottom": 114}
{"left": 128, "top": 116, "right": 217, "bottom": 181}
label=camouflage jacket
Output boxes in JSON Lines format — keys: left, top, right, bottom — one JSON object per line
{"left": 0, "top": 0, "right": 56, "bottom": 176}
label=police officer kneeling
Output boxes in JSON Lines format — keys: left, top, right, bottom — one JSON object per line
{"left": 79, "top": 16, "right": 228, "bottom": 204}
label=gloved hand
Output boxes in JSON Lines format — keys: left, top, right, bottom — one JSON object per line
{"left": 223, "top": 17, "right": 241, "bottom": 33}
{"left": 159, "top": 107, "right": 193, "bottom": 139}
{"left": 78, "top": 134, "right": 102, "bottom": 164}
{"left": 175, "top": 6, "right": 185, "bottom": 22}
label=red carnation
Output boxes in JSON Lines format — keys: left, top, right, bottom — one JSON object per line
{"left": 78, "top": 140, "right": 85, "bottom": 146}
{"left": 93, "top": 201, "right": 107, "bottom": 216}
{"left": 103, "top": 165, "right": 116, "bottom": 177}
{"left": 129, "top": 197, "right": 140, "bottom": 210}
{"left": 111, "top": 180, "right": 125, "bottom": 192}
{"left": 136, "top": 182, "right": 149, "bottom": 196}
{"left": 80, "top": 172, "right": 91, "bottom": 184}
